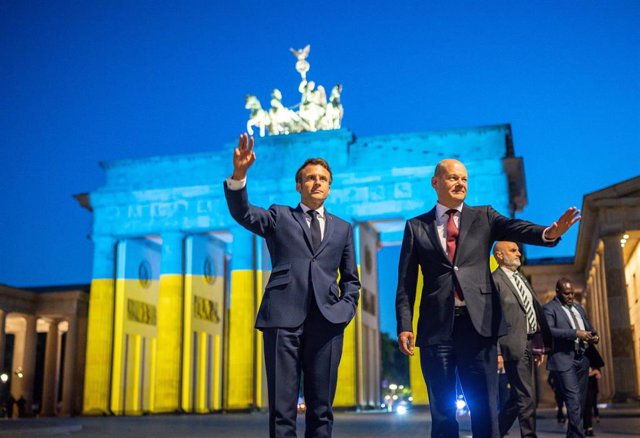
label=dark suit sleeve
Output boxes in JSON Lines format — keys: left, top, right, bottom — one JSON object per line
{"left": 487, "top": 207, "right": 558, "bottom": 247}
{"left": 396, "top": 221, "right": 419, "bottom": 334}
{"left": 338, "top": 224, "right": 360, "bottom": 314}
{"left": 223, "top": 182, "right": 276, "bottom": 238}
{"left": 544, "top": 303, "right": 578, "bottom": 340}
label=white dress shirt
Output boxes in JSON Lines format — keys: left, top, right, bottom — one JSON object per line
{"left": 561, "top": 302, "right": 586, "bottom": 351}
{"left": 561, "top": 304, "right": 585, "bottom": 331}
{"left": 435, "top": 202, "right": 464, "bottom": 306}
{"left": 299, "top": 203, "right": 326, "bottom": 240}
{"left": 435, "top": 202, "right": 462, "bottom": 251}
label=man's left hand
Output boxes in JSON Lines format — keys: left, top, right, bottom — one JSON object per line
{"left": 544, "top": 207, "right": 581, "bottom": 240}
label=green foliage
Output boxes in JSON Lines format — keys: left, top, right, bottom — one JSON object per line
{"left": 379, "top": 331, "right": 409, "bottom": 387}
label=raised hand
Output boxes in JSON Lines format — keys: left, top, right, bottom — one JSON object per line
{"left": 544, "top": 207, "right": 581, "bottom": 240}
{"left": 232, "top": 133, "right": 256, "bottom": 180}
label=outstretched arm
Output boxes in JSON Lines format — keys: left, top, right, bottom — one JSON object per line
{"left": 543, "top": 207, "right": 581, "bottom": 240}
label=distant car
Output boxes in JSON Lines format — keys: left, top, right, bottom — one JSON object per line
{"left": 393, "top": 398, "right": 412, "bottom": 415}
{"left": 297, "top": 397, "right": 306, "bottom": 413}
{"left": 455, "top": 394, "right": 469, "bottom": 416}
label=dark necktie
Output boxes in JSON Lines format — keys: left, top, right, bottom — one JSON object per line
{"left": 566, "top": 304, "right": 586, "bottom": 353}
{"left": 309, "top": 210, "right": 322, "bottom": 251}
{"left": 446, "top": 209, "right": 464, "bottom": 301}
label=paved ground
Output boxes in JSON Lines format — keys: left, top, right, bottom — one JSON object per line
{"left": 0, "top": 408, "right": 638, "bottom": 437}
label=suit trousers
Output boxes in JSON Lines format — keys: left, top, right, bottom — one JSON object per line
{"left": 556, "top": 354, "right": 589, "bottom": 438}
{"left": 262, "top": 299, "right": 345, "bottom": 438}
{"left": 499, "top": 338, "right": 537, "bottom": 438}
{"left": 420, "top": 308, "right": 499, "bottom": 438}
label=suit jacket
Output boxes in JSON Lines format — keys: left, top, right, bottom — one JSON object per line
{"left": 493, "top": 267, "right": 552, "bottom": 361}
{"left": 224, "top": 183, "right": 360, "bottom": 329}
{"left": 544, "top": 297, "right": 595, "bottom": 372}
{"left": 396, "top": 204, "right": 557, "bottom": 347}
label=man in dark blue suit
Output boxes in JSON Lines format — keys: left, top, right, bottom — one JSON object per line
{"left": 224, "top": 133, "right": 360, "bottom": 438}
{"left": 544, "top": 278, "right": 598, "bottom": 438}
{"left": 395, "top": 159, "right": 580, "bottom": 438}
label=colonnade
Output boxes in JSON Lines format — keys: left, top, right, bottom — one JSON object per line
{"left": 0, "top": 295, "right": 87, "bottom": 417}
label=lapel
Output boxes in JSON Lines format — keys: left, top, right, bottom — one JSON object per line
{"left": 497, "top": 267, "right": 526, "bottom": 311}
{"left": 553, "top": 297, "right": 575, "bottom": 328}
{"left": 423, "top": 207, "right": 450, "bottom": 264}
{"left": 455, "top": 204, "right": 480, "bottom": 262}
{"left": 574, "top": 303, "right": 590, "bottom": 330}
{"left": 315, "top": 211, "right": 335, "bottom": 256}
{"left": 292, "top": 206, "right": 314, "bottom": 253}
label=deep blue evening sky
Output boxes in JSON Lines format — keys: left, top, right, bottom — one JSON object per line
{"left": 2, "top": 1, "right": 639, "bottom": 332}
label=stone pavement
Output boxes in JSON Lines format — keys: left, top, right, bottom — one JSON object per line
{"left": 0, "top": 408, "right": 638, "bottom": 437}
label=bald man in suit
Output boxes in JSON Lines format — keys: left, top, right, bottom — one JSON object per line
{"left": 396, "top": 159, "right": 580, "bottom": 438}
{"left": 493, "top": 241, "right": 552, "bottom": 437}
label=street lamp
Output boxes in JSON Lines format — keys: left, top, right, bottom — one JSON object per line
{"left": 0, "top": 373, "right": 8, "bottom": 384}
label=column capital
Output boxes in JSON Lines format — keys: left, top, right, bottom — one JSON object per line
{"left": 40, "top": 318, "right": 61, "bottom": 331}
{"left": 160, "top": 232, "right": 185, "bottom": 275}
{"left": 161, "top": 230, "right": 185, "bottom": 239}
{"left": 91, "top": 235, "right": 118, "bottom": 279}
{"left": 601, "top": 232, "right": 626, "bottom": 242}
{"left": 602, "top": 235, "right": 625, "bottom": 269}
{"left": 91, "top": 234, "right": 118, "bottom": 247}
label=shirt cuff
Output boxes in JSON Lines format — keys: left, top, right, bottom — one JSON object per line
{"left": 226, "top": 176, "right": 246, "bottom": 191}
{"left": 541, "top": 227, "right": 557, "bottom": 243}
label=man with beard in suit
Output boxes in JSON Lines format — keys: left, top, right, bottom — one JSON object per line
{"left": 493, "top": 241, "right": 552, "bottom": 437}
{"left": 395, "top": 159, "right": 580, "bottom": 438}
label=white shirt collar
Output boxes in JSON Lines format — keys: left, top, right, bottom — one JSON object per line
{"left": 500, "top": 266, "right": 518, "bottom": 278}
{"left": 436, "top": 202, "right": 463, "bottom": 218}
{"left": 299, "top": 203, "right": 325, "bottom": 218}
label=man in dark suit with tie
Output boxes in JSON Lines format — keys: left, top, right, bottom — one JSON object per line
{"left": 395, "top": 159, "right": 580, "bottom": 438}
{"left": 493, "top": 241, "right": 552, "bottom": 438}
{"left": 544, "top": 278, "right": 598, "bottom": 438}
{"left": 224, "top": 133, "right": 360, "bottom": 438}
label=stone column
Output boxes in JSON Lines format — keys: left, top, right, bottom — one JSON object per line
{"left": 21, "top": 315, "right": 37, "bottom": 415}
{"left": 83, "top": 235, "right": 116, "bottom": 415}
{"left": 0, "top": 309, "right": 6, "bottom": 374}
{"left": 226, "top": 229, "right": 258, "bottom": 409}
{"left": 73, "top": 314, "right": 88, "bottom": 415}
{"left": 41, "top": 319, "right": 60, "bottom": 416}
{"left": 155, "top": 231, "right": 185, "bottom": 412}
{"left": 61, "top": 317, "right": 78, "bottom": 416}
{"left": 603, "top": 235, "right": 638, "bottom": 400}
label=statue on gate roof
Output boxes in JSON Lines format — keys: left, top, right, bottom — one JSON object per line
{"left": 244, "top": 45, "right": 344, "bottom": 137}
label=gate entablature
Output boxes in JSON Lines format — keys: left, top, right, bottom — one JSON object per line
{"left": 87, "top": 125, "right": 519, "bottom": 239}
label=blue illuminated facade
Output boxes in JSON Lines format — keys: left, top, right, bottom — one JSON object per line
{"left": 80, "top": 123, "right": 527, "bottom": 414}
